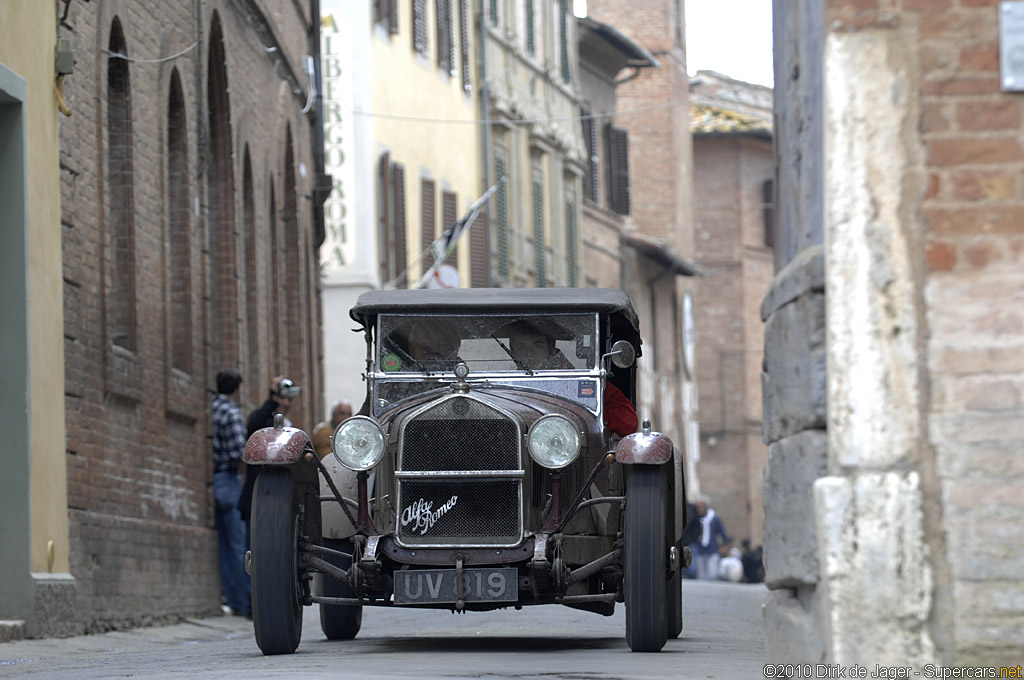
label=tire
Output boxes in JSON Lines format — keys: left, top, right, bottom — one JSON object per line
{"left": 251, "top": 468, "right": 303, "bottom": 655}
{"left": 319, "top": 537, "right": 362, "bottom": 640}
{"left": 667, "top": 548, "right": 683, "bottom": 639}
{"left": 624, "top": 464, "right": 669, "bottom": 652}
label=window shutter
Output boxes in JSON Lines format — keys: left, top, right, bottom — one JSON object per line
{"left": 378, "top": 152, "right": 392, "bottom": 283}
{"left": 582, "top": 111, "right": 597, "bottom": 202}
{"left": 607, "top": 125, "right": 630, "bottom": 215}
{"left": 442, "top": 190, "right": 458, "bottom": 268}
{"left": 421, "top": 178, "right": 436, "bottom": 266}
{"left": 489, "top": 0, "right": 498, "bottom": 27}
{"left": 388, "top": 0, "right": 399, "bottom": 34}
{"left": 494, "top": 153, "right": 509, "bottom": 281}
{"left": 559, "top": 0, "right": 570, "bottom": 83}
{"left": 470, "top": 208, "right": 490, "bottom": 287}
{"left": 762, "top": 178, "right": 775, "bottom": 248}
{"left": 435, "top": 0, "right": 446, "bottom": 68}
{"left": 565, "top": 192, "right": 578, "bottom": 287}
{"left": 525, "top": 0, "right": 535, "bottom": 55}
{"left": 532, "top": 167, "right": 546, "bottom": 287}
{"left": 459, "top": 0, "right": 471, "bottom": 92}
{"left": 414, "top": 0, "right": 427, "bottom": 55}
{"left": 391, "top": 163, "right": 407, "bottom": 287}
{"left": 446, "top": 0, "right": 456, "bottom": 75}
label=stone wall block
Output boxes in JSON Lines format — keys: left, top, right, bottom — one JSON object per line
{"left": 762, "top": 292, "right": 827, "bottom": 444}
{"left": 814, "top": 473, "right": 935, "bottom": 666}
{"left": 763, "top": 586, "right": 827, "bottom": 664}
{"left": 762, "top": 430, "right": 828, "bottom": 588}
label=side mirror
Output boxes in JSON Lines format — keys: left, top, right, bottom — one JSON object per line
{"left": 607, "top": 340, "right": 636, "bottom": 369}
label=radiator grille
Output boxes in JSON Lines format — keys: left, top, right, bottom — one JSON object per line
{"left": 397, "top": 396, "right": 522, "bottom": 547}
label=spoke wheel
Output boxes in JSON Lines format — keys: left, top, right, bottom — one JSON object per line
{"left": 624, "top": 465, "right": 668, "bottom": 652}
{"left": 251, "top": 468, "right": 303, "bottom": 655}
{"left": 319, "top": 537, "right": 363, "bottom": 640}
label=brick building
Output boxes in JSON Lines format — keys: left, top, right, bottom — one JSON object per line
{"left": 690, "top": 71, "right": 774, "bottom": 547}
{"left": 765, "top": 0, "right": 1024, "bottom": 665}
{"left": 53, "top": 0, "right": 325, "bottom": 633}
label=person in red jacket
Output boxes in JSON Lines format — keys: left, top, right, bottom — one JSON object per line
{"left": 507, "top": 322, "right": 637, "bottom": 437}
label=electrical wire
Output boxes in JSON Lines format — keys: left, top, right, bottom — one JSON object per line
{"left": 102, "top": 42, "right": 198, "bottom": 63}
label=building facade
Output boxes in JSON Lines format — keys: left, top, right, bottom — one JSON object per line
{"left": 690, "top": 71, "right": 774, "bottom": 547}
{"left": 765, "top": 0, "right": 1024, "bottom": 666}
{"left": 586, "top": 0, "right": 701, "bottom": 493}
{"left": 483, "top": 0, "right": 585, "bottom": 289}
{"left": 0, "top": 0, "right": 71, "bottom": 640}
{"left": 53, "top": 0, "right": 325, "bottom": 634}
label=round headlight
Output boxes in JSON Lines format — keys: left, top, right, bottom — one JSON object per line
{"left": 332, "top": 416, "right": 385, "bottom": 471}
{"left": 528, "top": 415, "right": 581, "bottom": 469}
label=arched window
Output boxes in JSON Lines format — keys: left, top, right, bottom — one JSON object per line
{"left": 167, "top": 68, "right": 191, "bottom": 372}
{"left": 207, "top": 12, "right": 238, "bottom": 371}
{"left": 107, "top": 18, "right": 136, "bottom": 350}
{"left": 243, "top": 147, "right": 259, "bottom": 391}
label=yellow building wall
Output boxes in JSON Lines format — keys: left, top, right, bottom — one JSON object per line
{"left": 0, "top": 1, "right": 70, "bottom": 575}
{"left": 371, "top": 3, "right": 482, "bottom": 285}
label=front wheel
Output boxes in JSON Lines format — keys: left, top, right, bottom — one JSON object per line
{"left": 318, "top": 537, "right": 362, "bottom": 640}
{"left": 251, "top": 468, "right": 303, "bottom": 655}
{"left": 624, "top": 465, "right": 669, "bottom": 652}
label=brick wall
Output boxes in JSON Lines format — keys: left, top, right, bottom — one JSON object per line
{"left": 58, "top": 0, "right": 323, "bottom": 632}
{"left": 765, "top": 0, "right": 1023, "bottom": 666}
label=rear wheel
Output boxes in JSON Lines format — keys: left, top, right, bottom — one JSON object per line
{"left": 667, "top": 548, "right": 683, "bottom": 639}
{"left": 319, "top": 537, "right": 363, "bottom": 640}
{"left": 251, "top": 468, "right": 303, "bottom": 655}
{"left": 624, "top": 465, "right": 669, "bottom": 652}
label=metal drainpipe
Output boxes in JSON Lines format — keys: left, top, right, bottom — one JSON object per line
{"left": 479, "top": 0, "right": 493, "bottom": 287}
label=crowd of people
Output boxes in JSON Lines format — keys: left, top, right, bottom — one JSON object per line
{"left": 683, "top": 496, "right": 764, "bottom": 583}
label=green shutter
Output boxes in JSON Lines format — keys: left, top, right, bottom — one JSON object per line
{"left": 565, "top": 193, "right": 577, "bottom": 287}
{"left": 495, "top": 154, "right": 509, "bottom": 280}
{"left": 526, "top": 0, "right": 535, "bottom": 55}
{"left": 532, "top": 168, "right": 545, "bottom": 287}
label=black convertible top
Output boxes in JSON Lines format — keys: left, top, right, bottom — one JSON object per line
{"left": 351, "top": 287, "right": 640, "bottom": 335}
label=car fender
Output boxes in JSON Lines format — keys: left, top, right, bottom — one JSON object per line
{"left": 244, "top": 426, "right": 312, "bottom": 465}
{"left": 616, "top": 431, "right": 685, "bottom": 544}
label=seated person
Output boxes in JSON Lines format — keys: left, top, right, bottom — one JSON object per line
{"left": 406, "top": 318, "right": 461, "bottom": 367}
{"left": 506, "top": 322, "right": 637, "bottom": 437}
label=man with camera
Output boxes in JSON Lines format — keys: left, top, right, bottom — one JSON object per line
{"left": 237, "top": 376, "right": 301, "bottom": 533}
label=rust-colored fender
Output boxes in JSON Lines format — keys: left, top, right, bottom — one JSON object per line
{"left": 615, "top": 430, "right": 673, "bottom": 465}
{"left": 243, "top": 426, "right": 313, "bottom": 465}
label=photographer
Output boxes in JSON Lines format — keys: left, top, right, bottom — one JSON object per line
{"left": 237, "top": 375, "right": 301, "bottom": 527}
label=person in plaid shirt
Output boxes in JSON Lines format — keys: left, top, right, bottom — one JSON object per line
{"left": 212, "top": 368, "right": 251, "bottom": 618}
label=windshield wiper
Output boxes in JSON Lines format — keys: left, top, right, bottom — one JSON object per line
{"left": 382, "top": 339, "right": 427, "bottom": 373}
{"left": 490, "top": 335, "right": 534, "bottom": 375}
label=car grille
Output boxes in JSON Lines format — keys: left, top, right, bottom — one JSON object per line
{"left": 396, "top": 396, "right": 523, "bottom": 547}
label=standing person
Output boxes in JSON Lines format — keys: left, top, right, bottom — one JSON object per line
{"left": 692, "top": 496, "right": 732, "bottom": 580}
{"left": 238, "top": 375, "right": 300, "bottom": 538}
{"left": 681, "top": 499, "right": 702, "bottom": 579}
{"left": 211, "top": 368, "right": 251, "bottom": 618}
{"left": 312, "top": 399, "right": 353, "bottom": 459}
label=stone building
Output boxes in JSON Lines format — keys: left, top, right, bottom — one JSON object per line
{"left": 586, "top": 0, "right": 701, "bottom": 490}
{"left": 46, "top": 0, "right": 325, "bottom": 635}
{"left": 0, "top": 0, "right": 70, "bottom": 641}
{"left": 482, "top": 0, "right": 586, "bottom": 290}
{"left": 764, "top": 0, "right": 1023, "bottom": 666}
{"left": 690, "top": 71, "right": 774, "bottom": 546}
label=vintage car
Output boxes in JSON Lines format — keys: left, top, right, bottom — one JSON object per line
{"left": 243, "top": 288, "right": 687, "bottom": 655}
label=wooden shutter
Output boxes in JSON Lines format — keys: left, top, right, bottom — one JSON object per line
{"left": 391, "top": 162, "right": 407, "bottom": 287}
{"left": 525, "top": 0, "right": 535, "bottom": 55}
{"left": 489, "top": 0, "right": 498, "bottom": 27}
{"left": 607, "top": 125, "right": 630, "bottom": 215}
{"left": 494, "top": 153, "right": 509, "bottom": 280}
{"left": 421, "top": 178, "right": 436, "bottom": 267}
{"left": 414, "top": 0, "right": 427, "bottom": 55}
{"left": 582, "top": 111, "right": 597, "bottom": 202}
{"left": 762, "top": 178, "right": 775, "bottom": 248}
{"left": 470, "top": 207, "right": 490, "bottom": 288}
{"left": 442, "top": 190, "right": 458, "bottom": 268}
{"left": 559, "top": 0, "right": 570, "bottom": 83}
{"left": 532, "top": 166, "right": 546, "bottom": 287}
{"left": 565, "top": 192, "right": 578, "bottom": 287}
{"left": 378, "top": 152, "right": 392, "bottom": 283}
{"left": 388, "top": 0, "right": 399, "bottom": 34}
{"left": 460, "top": 0, "right": 471, "bottom": 92}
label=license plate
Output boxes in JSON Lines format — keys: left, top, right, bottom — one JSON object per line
{"left": 393, "top": 567, "right": 518, "bottom": 605}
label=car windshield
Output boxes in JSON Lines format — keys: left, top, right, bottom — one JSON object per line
{"left": 376, "top": 313, "right": 598, "bottom": 375}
